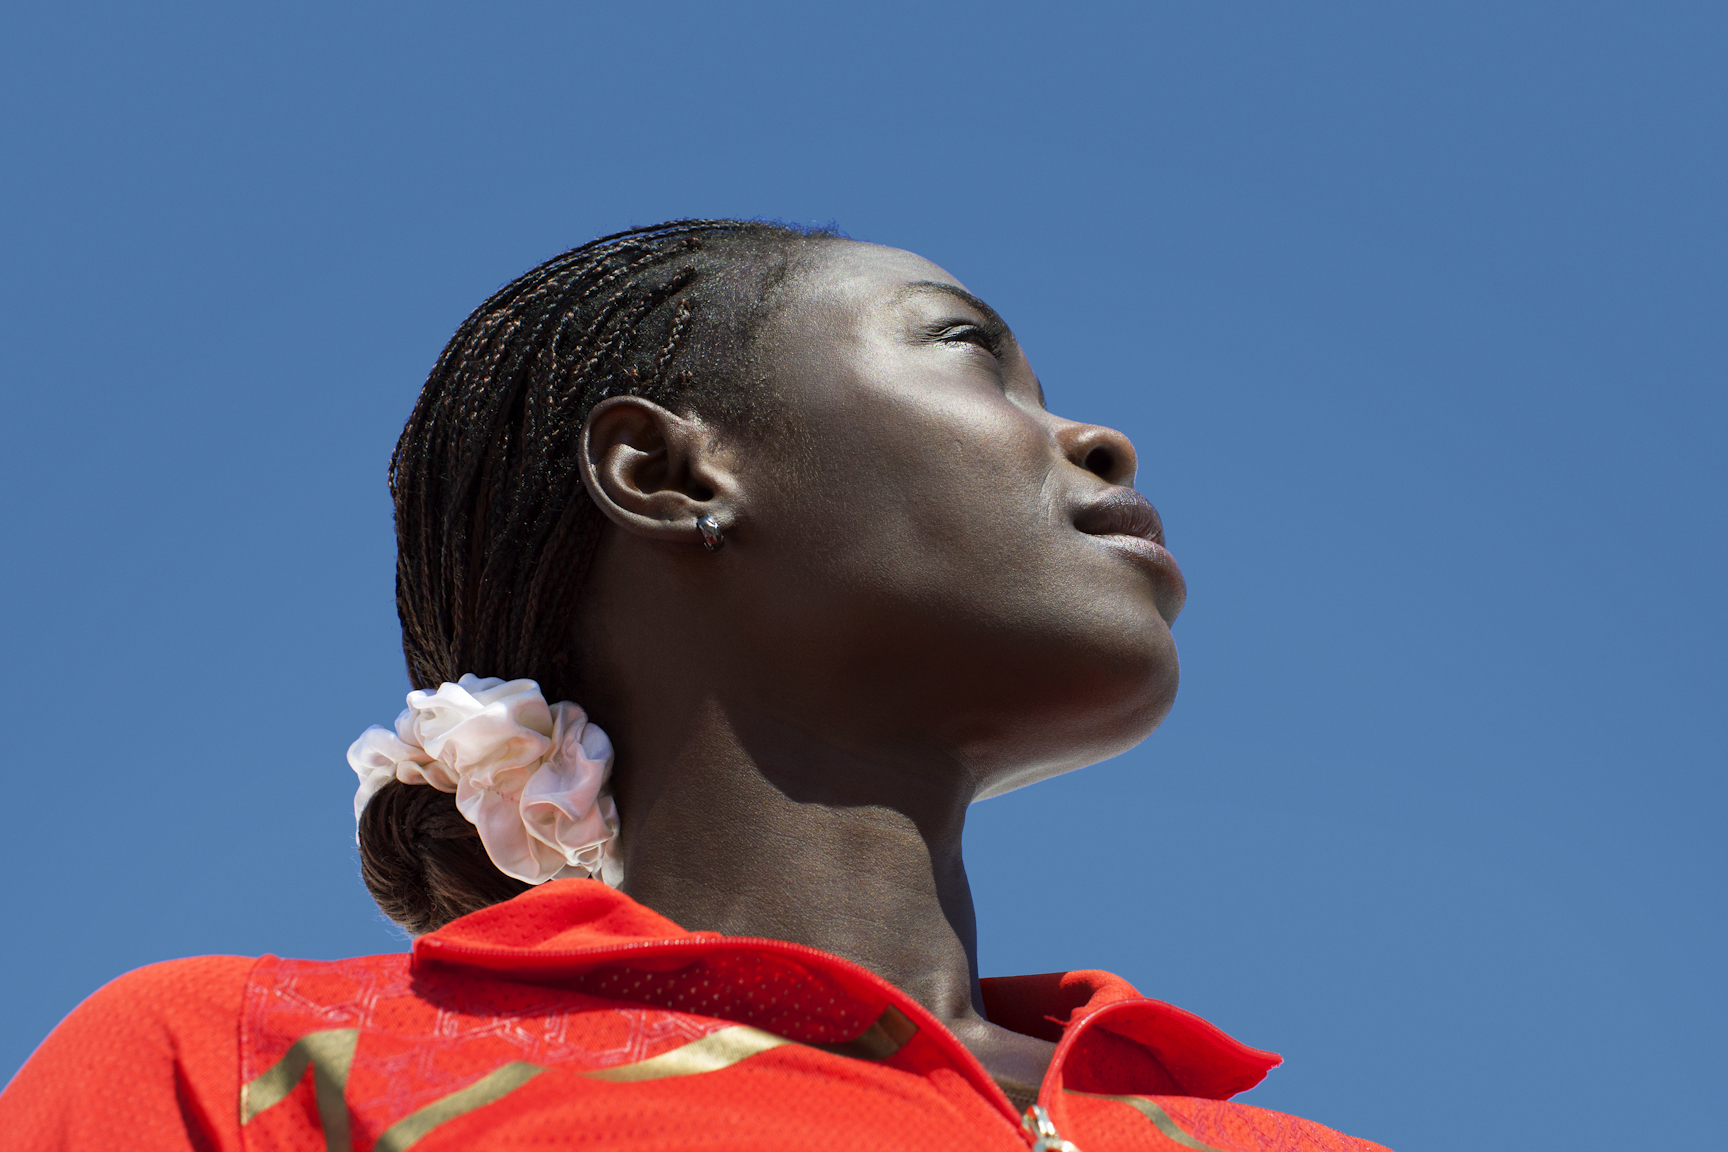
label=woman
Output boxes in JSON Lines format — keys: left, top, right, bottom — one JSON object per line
{"left": 2, "top": 220, "right": 1389, "bottom": 1151}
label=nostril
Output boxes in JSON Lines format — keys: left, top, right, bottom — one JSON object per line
{"left": 1082, "top": 446, "right": 1114, "bottom": 478}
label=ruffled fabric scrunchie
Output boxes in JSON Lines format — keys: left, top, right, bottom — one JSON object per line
{"left": 347, "top": 675, "right": 622, "bottom": 887}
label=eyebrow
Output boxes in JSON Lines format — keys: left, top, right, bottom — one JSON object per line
{"left": 896, "top": 280, "right": 1045, "bottom": 408}
{"left": 897, "top": 281, "right": 1013, "bottom": 337}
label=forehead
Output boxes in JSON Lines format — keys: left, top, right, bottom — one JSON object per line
{"left": 784, "top": 240, "right": 970, "bottom": 317}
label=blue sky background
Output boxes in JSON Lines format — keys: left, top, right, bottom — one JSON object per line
{"left": 1, "top": 4, "right": 1722, "bottom": 1149}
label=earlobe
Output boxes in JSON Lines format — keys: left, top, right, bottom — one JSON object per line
{"left": 579, "top": 397, "right": 736, "bottom": 545}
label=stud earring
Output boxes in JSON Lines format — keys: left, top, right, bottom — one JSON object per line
{"left": 697, "top": 515, "right": 724, "bottom": 552}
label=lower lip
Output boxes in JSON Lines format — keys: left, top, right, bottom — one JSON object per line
{"left": 1091, "top": 534, "right": 1187, "bottom": 605}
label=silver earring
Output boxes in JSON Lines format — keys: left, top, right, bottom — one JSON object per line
{"left": 697, "top": 515, "right": 724, "bottom": 552}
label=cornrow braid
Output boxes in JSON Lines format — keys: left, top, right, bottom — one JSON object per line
{"left": 363, "top": 218, "right": 839, "bottom": 933}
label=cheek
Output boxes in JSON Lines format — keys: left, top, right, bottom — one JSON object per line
{"left": 755, "top": 394, "right": 1155, "bottom": 687}
{"left": 786, "top": 391, "right": 1056, "bottom": 598}
{"left": 734, "top": 388, "right": 1176, "bottom": 754}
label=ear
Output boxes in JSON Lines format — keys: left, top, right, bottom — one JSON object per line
{"left": 578, "top": 397, "right": 739, "bottom": 544}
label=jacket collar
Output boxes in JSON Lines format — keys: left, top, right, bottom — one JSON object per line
{"left": 415, "top": 880, "right": 1279, "bottom": 1113}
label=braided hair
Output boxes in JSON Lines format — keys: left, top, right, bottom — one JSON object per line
{"left": 359, "top": 219, "right": 837, "bottom": 934}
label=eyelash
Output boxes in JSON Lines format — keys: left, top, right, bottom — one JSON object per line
{"left": 931, "top": 322, "right": 1005, "bottom": 358}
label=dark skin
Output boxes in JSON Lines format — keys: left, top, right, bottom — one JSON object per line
{"left": 571, "top": 241, "right": 1186, "bottom": 1091}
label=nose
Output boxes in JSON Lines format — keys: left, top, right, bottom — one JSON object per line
{"left": 1055, "top": 419, "right": 1138, "bottom": 488}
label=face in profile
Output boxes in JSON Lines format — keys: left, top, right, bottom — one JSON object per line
{"left": 710, "top": 241, "right": 1186, "bottom": 800}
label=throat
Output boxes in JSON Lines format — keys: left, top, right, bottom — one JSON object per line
{"left": 621, "top": 786, "right": 984, "bottom": 1019}
{"left": 607, "top": 696, "right": 1053, "bottom": 1089}
{"left": 950, "top": 1016, "right": 1058, "bottom": 1101}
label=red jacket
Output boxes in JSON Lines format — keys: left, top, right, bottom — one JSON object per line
{"left": 1, "top": 880, "right": 1390, "bottom": 1151}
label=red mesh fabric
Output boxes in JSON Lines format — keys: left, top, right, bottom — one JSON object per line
{"left": 572, "top": 952, "right": 878, "bottom": 1045}
{"left": 0, "top": 955, "right": 253, "bottom": 1152}
{"left": 394, "top": 1050, "right": 1028, "bottom": 1152}
{"left": 411, "top": 880, "right": 1011, "bottom": 1101}
{"left": 1059, "top": 1027, "right": 1184, "bottom": 1097}
{"left": 244, "top": 954, "right": 735, "bottom": 1137}
{"left": 1156, "top": 1097, "right": 1393, "bottom": 1152}
{"left": 416, "top": 878, "right": 697, "bottom": 955}
{"left": 1057, "top": 999, "right": 1281, "bottom": 1102}
{"left": 981, "top": 971, "right": 1146, "bottom": 1040}
{"left": 1, "top": 884, "right": 1390, "bottom": 1152}
{"left": 982, "top": 972, "right": 1279, "bottom": 1102}
{"left": 1057, "top": 1093, "right": 1393, "bottom": 1152}
{"left": 234, "top": 950, "right": 1026, "bottom": 1151}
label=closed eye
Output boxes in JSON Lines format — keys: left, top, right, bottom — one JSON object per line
{"left": 925, "top": 320, "right": 1009, "bottom": 359}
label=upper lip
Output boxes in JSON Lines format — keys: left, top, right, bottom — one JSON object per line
{"left": 1074, "top": 487, "right": 1165, "bottom": 546}
{"left": 1075, "top": 486, "right": 1185, "bottom": 622}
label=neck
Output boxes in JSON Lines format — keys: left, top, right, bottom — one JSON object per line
{"left": 611, "top": 695, "right": 986, "bottom": 1025}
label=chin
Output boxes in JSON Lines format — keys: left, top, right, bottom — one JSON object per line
{"left": 1080, "top": 606, "right": 1181, "bottom": 740}
{"left": 1083, "top": 647, "right": 1181, "bottom": 759}
{"left": 969, "top": 630, "right": 1179, "bottom": 801}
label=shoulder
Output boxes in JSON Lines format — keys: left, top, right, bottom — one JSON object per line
{"left": 1, "top": 956, "right": 257, "bottom": 1152}
{"left": 41, "top": 955, "right": 256, "bottom": 1069}
{"left": 84, "top": 953, "right": 255, "bottom": 1018}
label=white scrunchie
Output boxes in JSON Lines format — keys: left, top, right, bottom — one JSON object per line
{"left": 348, "top": 674, "right": 622, "bottom": 887}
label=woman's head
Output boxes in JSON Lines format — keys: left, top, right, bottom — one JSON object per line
{"left": 389, "top": 220, "right": 834, "bottom": 705}
{"left": 363, "top": 219, "right": 1185, "bottom": 932}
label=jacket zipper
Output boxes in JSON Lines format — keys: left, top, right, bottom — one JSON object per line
{"left": 1021, "top": 1104, "right": 1082, "bottom": 1152}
